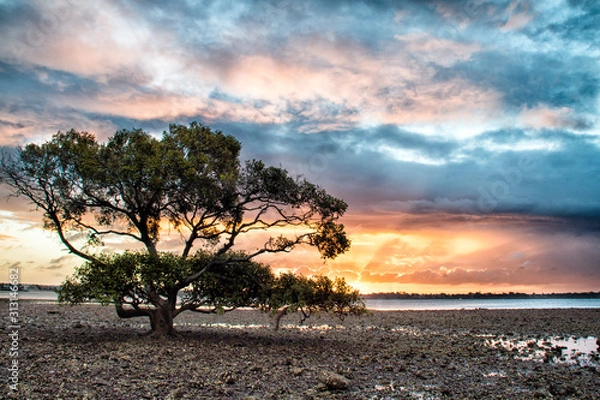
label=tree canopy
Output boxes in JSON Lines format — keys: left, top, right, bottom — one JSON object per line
{"left": 1, "top": 122, "right": 363, "bottom": 335}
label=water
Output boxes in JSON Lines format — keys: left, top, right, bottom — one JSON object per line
{"left": 365, "top": 298, "right": 600, "bottom": 310}
{"left": 485, "top": 335, "right": 599, "bottom": 367}
{"left": 0, "top": 290, "right": 59, "bottom": 301}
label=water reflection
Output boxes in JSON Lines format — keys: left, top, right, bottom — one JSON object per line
{"left": 485, "top": 335, "right": 599, "bottom": 366}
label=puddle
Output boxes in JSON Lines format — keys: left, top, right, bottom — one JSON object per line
{"left": 391, "top": 326, "right": 425, "bottom": 336}
{"left": 484, "top": 371, "right": 507, "bottom": 378}
{"left": 173, "top": 322, "right": 346, "bottom": 331}
{"left": 485, "top": 335, "right": 599, "bottom": 366}
{"left": 191, "top": 322, "right": 268, "bottom": 329}
{"left": 375, "top": 384, "right": 439, "bottom": 400}
{"left": 288, "top": 324, "right": 334, "bottom": 331}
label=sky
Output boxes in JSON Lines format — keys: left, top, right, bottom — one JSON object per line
{"left": 0, "top": 0, "right": 599, "bottom": 294}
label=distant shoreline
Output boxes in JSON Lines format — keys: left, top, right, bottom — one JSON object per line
{"left": 363, "top": 291, "right": 600, "bottom": 300}
{"left": 0, "top": 283, "right": 60, "bottom": 292}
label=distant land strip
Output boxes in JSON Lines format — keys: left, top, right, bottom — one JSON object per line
{"left": 0, "top": 283, "right": 60, "bottom": 292}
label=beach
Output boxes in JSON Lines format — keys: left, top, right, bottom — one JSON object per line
{"left": 2, "top": 301, "right": 599, "bottom": 399}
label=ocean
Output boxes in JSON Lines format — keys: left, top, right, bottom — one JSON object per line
{"left": 365, "top": 297, "right": 600, "bottom": 310}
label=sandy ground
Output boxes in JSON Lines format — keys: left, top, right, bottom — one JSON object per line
{"left": 1, "top": 301, "right": 599, "bottom": 399}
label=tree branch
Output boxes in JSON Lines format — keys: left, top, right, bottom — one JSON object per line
{"left": 115, "top": 303, "right": 149, "bottom": 318}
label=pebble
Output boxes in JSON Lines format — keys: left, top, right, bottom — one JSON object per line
{"left": 318, "top": 370, "right": 350, "bottom": 390}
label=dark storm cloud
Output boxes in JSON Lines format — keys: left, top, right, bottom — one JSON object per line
{"left": 123, "top": 0, "right": 397, "bottom": 54}
{"left": 439, "top": 51, "right": 599, "bottom": 111}
{"left": 0, "top": 1, "right": 40, "bottom": 31}
{"left": 219, "top": 121, "right": 600, "bottom": 234}
{"left": 467, "top": 132, "right": 600, "bottom": 218}
{"left": 537, "top": 0, "right": 600, "bottom": 44}
{"left": 369, "top": 125, "right": 457, "bottom": 159}
{"left": 0, "top": 61, "right": 102, "bottom": 97}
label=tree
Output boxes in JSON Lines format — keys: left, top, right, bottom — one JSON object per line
{"left": 265, "top": 273, "right": 367, "bottom": 330}
{"left": 0, "top": 122, "right": 354, "bottom": 335}
{"left": 58, "top": 250, "right": 276, "bottom": 333}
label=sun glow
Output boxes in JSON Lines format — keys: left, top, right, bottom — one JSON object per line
{"left": 449, "top": 237, "right": 484, "bottom": 256}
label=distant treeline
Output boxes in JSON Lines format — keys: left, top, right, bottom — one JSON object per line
{"left": 0, "top": 283, "right": 60, "bottom": 292}
{"left": 362, "top": 291, "right": 600, "bottom": 299}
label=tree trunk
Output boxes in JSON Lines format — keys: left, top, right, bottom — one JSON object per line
{"left": 148, "top": 304, "right": 176, "bottom": 336}
{"left": 273, "top": 306, "right": 289, "bottom": 331}
{"left": 115, "top": 302, "right": 177, "bottom": 337}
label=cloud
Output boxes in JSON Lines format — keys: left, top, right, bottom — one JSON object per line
{"left": 0, "top": 261, "right": 21, "bottom": 270}
{"left": 255, "top": 122, "right": 600, "bottom": 233}
{"left": 0, "top": 0, "right": 506, "bottom": 139}
{"left": 447, "top": 51, "right": 599, "bottom": 114}
{"left": 360, "top": 229, "right": 600, "bottom": 290}
{"left": 41, "top": 255, "right": 74, "bottom": 270}
{"left": 501, "top": 0, "right": 537, "bottom": 31}
{"left": 0, "top": 0, "right": 598, "bottom": 290}
{"left": 517, "top": 105, "right": 593, "bottom": 131}
{"left": 394, "top": 32, "right": 481, "bottom": 67}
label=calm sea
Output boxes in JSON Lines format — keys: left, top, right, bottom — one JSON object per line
{"left": 2, "top": 291, "right": 600, "bottom": 311}
{"left": 366, "top": 298, "right": 600, "bottom": 310}
{"left": 0, "top": 290, "right": 60, "bottom": 301}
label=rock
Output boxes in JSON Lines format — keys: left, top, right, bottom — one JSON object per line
{"left": 291, "top": 367, "right": 304, "bottom": 376}
{"left": 224, "top": 375, "right": 236, "bottom": 385}
{"left": 167, "top": 387, "right": 186, "bottom": 399}
{"left": 318, "top": 370, "right": 350, "bottom": 390}
{"left": 533, "top": 388, "right": 554, "bottom": 399}
{"left": 249, "top": 364, "right": 263, "bottom": 372}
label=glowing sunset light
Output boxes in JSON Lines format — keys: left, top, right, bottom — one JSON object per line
{"left": 450, "top": 237, "right": 481, "bottom": 254}
{"left": 0, "top": 1, "right": 599, "bottom": 294}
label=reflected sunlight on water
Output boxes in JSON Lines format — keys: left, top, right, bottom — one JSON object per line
{"left": 485, "top": 335, "right": 600, "bottom": 366}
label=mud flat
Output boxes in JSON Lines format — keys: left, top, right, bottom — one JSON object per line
{"left": 1, "top": 301, "right": 599, "bottom": 399}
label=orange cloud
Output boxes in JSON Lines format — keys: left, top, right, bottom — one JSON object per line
{"left": 1, "top": 195, "right": 599, "bottom": 293}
